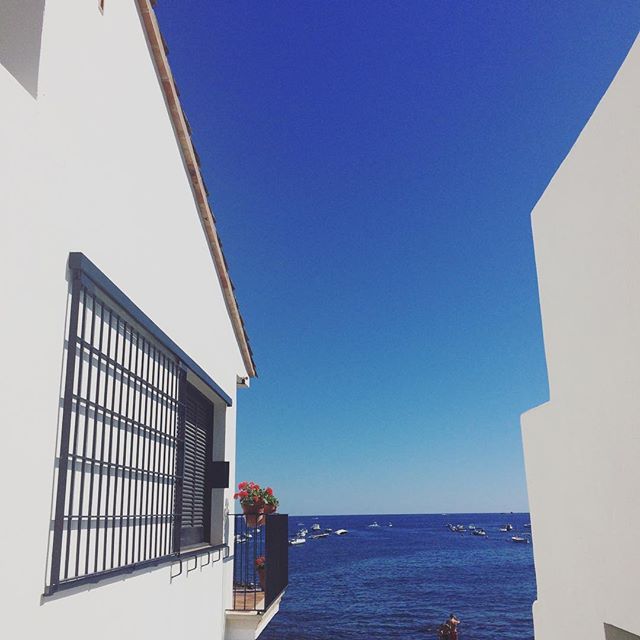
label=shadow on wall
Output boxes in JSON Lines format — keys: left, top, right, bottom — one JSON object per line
{"left": 605, "top": 624, "right": 640, "bottom": 640}
{"left": 0, "top": 0, "right": 46, "bottom": 98}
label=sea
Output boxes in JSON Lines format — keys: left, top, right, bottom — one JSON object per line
{"left": 260, "top": 513, "right": 536, "bottom": 640}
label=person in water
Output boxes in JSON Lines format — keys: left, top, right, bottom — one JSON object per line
{"left": 438, "top": 613, "right": 461, "bottom": 639}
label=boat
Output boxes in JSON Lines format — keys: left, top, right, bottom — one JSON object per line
{"left": 468, "top": 524, "right": 476, "bottom": 530}
{"left": 388, "top": 522, "right": 393, "bottom": 527}
{"left": 311, "top": 523, "right": 321, "bottom": 531}
{"left": 324, "top": 528, "right": 333, "bottom": 533}
{"left": 500, "top": 524, "right": 514, "bottom": 532}
{"left": 367, "top": 521, "right": 381, "bottom": 528}
{"left": 524, "top": 523, "right": 531, "bottom": 529}
{"left": 335, "top": 529, "right": 348, "bottom": 535}
{"left": 234, "top": 534, "right": 247, "bottom": 544}
{"left": 289, "top": 537, "right": 306, "bottom": 546}
{"left": 311, "top": 532, "right": 329, "bottom": 539}
{"left": 511, "top": 535, "right": 529, "bottom": 544}
{"left": 297, "top": 528, "right": 308, "bottom": 537}
{"left": 447, "top": 524, "right": 465, "bottom": 533}
{"left": 472, "top": 528, "right": 487, "bottom": 537}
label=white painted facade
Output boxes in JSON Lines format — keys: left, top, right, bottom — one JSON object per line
{"left": 0, "top": 2, "right": 272, "bottom": 639}
{"left": 522, "top": 36, "right": 640, "bottom": 640}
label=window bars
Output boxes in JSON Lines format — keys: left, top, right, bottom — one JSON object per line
{"left": 46, "top": 253, "right": 231, "bottom": 595}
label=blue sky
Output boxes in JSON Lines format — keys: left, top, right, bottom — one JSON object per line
{"left": 155, "top": 2, "right": 640, "bottom": 515}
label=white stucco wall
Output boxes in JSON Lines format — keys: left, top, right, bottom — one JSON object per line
{"left": 521, "top": 35, "right": 640, "bottom": 640}
{"left": 0, "top": 1, "right": 249, "bottom": 638}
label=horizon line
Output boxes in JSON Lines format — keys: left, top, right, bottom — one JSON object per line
{"left": 286, "top": 511, "right": 531, "bottom": 518}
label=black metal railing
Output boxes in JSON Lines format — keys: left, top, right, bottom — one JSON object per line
{"left": 232, "top": 513, "right": 288, "bottom": 612}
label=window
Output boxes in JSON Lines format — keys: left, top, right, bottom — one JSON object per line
{"left": 179, "top": 384, "right": 214, "bottom": 548}
{"left": 46, "top": 253, "right": 231, "bottom": 595}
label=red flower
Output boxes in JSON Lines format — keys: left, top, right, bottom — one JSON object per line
{"left": 265, "top": 487, "right": 273, "bottom": 496}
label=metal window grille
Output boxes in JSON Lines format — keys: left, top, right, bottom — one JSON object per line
{"left": 46, "top": 254, "right": 232, "bottom": 595}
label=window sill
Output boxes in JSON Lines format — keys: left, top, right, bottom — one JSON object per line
{"left": 43, "top": 543, "right": 229, "bottom": 598}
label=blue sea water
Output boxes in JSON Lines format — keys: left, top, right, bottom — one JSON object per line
{"left": 260, "top": 513, "right": 536, "bottom": 640}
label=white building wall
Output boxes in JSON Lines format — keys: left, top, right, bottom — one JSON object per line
{"left": 0, "top": 1, "right": 248, "bottom": 638}
{"left": 522, "top": 36, "right": 640, "bottom": 640}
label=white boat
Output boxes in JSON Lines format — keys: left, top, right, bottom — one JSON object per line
{"left": 297, "top": 528, "right": 308, "bottom": 537}
{"left": 472, "top": 528, "right": 487, "bottom": 537}
{"left": 311, "top": 523, "right": 321, "bottom": 531}
{"left": 388, "top": 522, "right": 393, "bottom": 527}
{"left": 335, "top": 529, "right": 348, "bottom": 535}
{"left": 289, "top": 537, "right": 306, "bottom": 546}
{"left": 367, "top": 521, "right": 380, "bottom": 528}
{"left": 324, "top": 528, "right": 333, "bottom": 533}
{"left": 468, "top": 524, "right": 476, "bottom": 530}
{"left": 311, "top": 532, "right": 329, "bottom": 539}
{"left": 511, "top": 535, "right": 529, "bottom": 544}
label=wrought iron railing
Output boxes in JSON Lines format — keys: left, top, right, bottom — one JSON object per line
{"left": 232, "top": 513, "right": 288, "bottom": 612}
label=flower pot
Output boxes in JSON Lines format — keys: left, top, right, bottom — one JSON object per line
{"left": 257, "top": 567, "right": 266, "bottom": 591}
{"left": 242, "top": 502, "right": 265, "bottom": 528}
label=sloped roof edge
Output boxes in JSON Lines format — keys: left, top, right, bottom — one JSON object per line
{"left": 136, "top": 0, "right": 257, "bottom": 377}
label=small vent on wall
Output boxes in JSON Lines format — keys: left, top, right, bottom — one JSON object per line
{"left": 605, "top": 624, "right": 640, "bottom": 640}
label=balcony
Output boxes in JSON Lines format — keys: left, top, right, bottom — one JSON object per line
{"left": 226, "top": 513, "right": 288, "bottom": 640}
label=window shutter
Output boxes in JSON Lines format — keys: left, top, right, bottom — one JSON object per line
{"left": 179, "top": 385, "right": 213, "bottom": 547}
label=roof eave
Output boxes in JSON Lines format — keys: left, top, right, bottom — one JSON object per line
{"left": 136, "top": 0, "right": 257, "bottom": 378}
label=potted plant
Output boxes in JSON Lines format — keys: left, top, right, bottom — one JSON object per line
{"left": 255, "top": 555, "right": 266, "bottom": 591}
{"left": 263, "top": 487, "right": 279, "bottom": 514}
{"left": 233, "top": 481, "right": 265, "bottom": 527}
